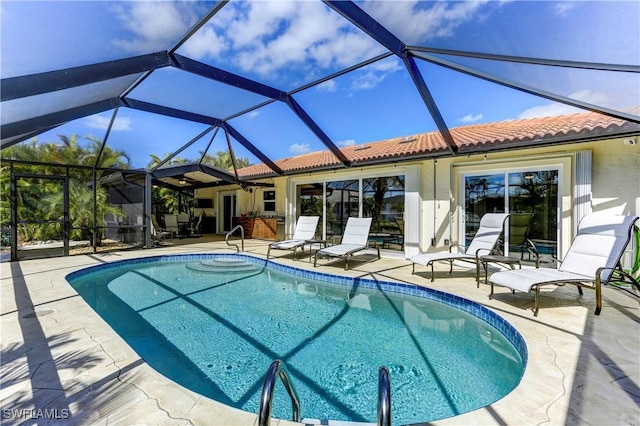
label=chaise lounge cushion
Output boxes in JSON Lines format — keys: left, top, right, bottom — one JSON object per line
{"left": 267, "top": 216, "right": 319, "bottom": 260}
{"left": 410, "top": 213, "right": 508, "bottom": 266}
{"left": 489, "top": 214, "right": 639, "bottom": 315}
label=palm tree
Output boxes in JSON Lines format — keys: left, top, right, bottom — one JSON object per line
{"left": 147, "top": 154, "right": 189, "bottom": 215}
{"left": 0, "top": 135, "right": 130, "bottom": 243}
{"left": 201, "top": 150, "right": 250, "bottom": 170}
{"left": 43, "top": 180, "right": 122, "bottom": 241}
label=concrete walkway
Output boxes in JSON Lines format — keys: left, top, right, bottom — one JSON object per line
{"left": 1, "top": 240, "right": 638, "bottom": 425}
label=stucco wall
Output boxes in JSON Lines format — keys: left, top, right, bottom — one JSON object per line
{"left": 588, "top": 137, "right": 640, "bottom": 216}
{"left": 416, "top": 136, "right": 639, "bottom": 257}
{"left": 200, "top": 135, "right": 639, "bottom": 259}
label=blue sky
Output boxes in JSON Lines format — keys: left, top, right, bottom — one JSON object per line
{"left": 2, "top": 1, "right": 638, "bottom": 168}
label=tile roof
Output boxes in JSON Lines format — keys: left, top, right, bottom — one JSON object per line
{"left": 238, "top": 110, "right": 640, "bottom": 178}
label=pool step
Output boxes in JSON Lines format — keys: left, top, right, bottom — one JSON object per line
{"left": 186, "top": 258, "right": 261, "bottom": 273}
{"left": 202, "top": 257, "right": 250, "bottom": 266}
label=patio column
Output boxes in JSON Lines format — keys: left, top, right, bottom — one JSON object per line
{"left": 144, "top": 173, "right": 152, "bottom": 248}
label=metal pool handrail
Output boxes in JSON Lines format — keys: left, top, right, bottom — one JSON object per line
{"left": 225, "top": 225, "right": 244, "bottom": 252}
{"left": 258, "top": 359, "right": 301, "bottom": 426}
{"left": 378, "top": 366, "right": 391, "bottom": 426}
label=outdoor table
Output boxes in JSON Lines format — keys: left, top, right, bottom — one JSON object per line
{"left": 306, "top": 239, "right": 327, "bottom": 262}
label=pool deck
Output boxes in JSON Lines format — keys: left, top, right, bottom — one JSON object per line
{"left": 1, "top": 239, "right": 638, "bottom": 425}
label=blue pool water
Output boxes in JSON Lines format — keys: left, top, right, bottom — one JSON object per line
{"left": 66, "top": 254, "right": 526, "bottom": 425}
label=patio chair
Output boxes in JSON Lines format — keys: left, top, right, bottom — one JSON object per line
{"left": 314, "top": 217, "right": 379, "bottom": 270}
{"left": 476, "top": 213, "right": 535, "bottom": 285}
{"left": 267, "top": 216, "right": 319, "bottom": 260}
{"left": 189, "top": 212, "right": 204, "bottom": 237}
{"left": 164, "top": 214, "right": 179, "bottom": 237}
{"left": 506, "top": 212, "right": 537, "bottom": 261}
{"left": 489, "top": 214, "right": 639, "bottom": 316}
{"left": 177, "top": 213, "right": 190, "bottom": 237}
{"left": 150, "top": 216, "right": 172, "bottom": 246}
{"left": 410, "top": 213, "right": 509, "bottom": 282}
{"left": 383, "top": 217, "right": 405, "bottom": 249}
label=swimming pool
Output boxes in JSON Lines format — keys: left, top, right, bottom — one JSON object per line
{"left": 66, "top": 254, "right": 526, "bottom": 424}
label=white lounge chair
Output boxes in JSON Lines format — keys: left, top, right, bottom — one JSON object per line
{"left": 267, "top": 216, "right": 319, "bottom": 260}
{"left": 489, "top": 214, "right": 639, "bottom": 316}
{"left": 314, "top": 217, "right": 379, "bottom": 270}
{"left": 410, "top": 213, "right": 509, "bottom": 282}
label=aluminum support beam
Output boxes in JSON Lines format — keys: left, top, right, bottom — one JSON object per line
{"left": 222, "top": 123, "right": 284, "bottom": 175}
{"left": 124, "top": 99, "right": 222, "bottom": 127}
{"left": 1, "top": 52, "right": 173, "bottom": 101}
{"left": 1, "top": 98, "right": 124, "bottom": 145}
{"left": 174, "top": 54, "right": 349, "bottom": 166}
{"left": 283, "top": 96, "right": 351, "bottom": 166}
{"left": 174, "top": 54, "right": 285, "bottom": 100}
{"left": 324, "top": 1, "right": 405, "bottom": 55}
{"left": 402, "top": 56, "right": 458, "bottom": 154}
{"left": 325, "top": 0, "right": 458, "bottom": 155}
{"left": 408, "top": 46, "right": 640, "bottom": 73}
{"left": 415, "top": 52, "right": 640, "bottom": 125}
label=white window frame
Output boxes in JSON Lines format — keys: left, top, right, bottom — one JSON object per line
{"left": 454, "top": 158, "right": 568, "bottom": 258}
{"left": 262, "top": 190, "right": 276, "bottom": 214}
{"left": 288, "top": 164, "right": 420, "bottom": 257}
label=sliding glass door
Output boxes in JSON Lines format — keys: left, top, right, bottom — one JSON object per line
{"left": 464, "top": 169, "right": 559, "bottom": 258}
{"left": 295, "top": 174, "right": 405, "bottom": 251}
{"left": 326, "top": 179, "right": 359, "bottom": 240}
{"left": 363, "top": 176, "right": 405, "bottom": 250}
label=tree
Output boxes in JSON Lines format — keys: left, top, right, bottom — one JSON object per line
{"left": 202, "top": 151, "right": 250, "bottom": 170}
{"left": 0, "top": 135, "right": 130, "bottom": 243}
{"left": 42, "top": 180, "right": 123, "bottom": 241}
{"left": 147, "top": 154, "right": 189, "bottom": 216}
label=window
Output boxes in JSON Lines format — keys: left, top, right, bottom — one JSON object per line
{"left": 295, "top": 175, "right": 406, "bottom": 252}
{"left": 326, "top": 179, "right": 359, "bottom": 239}
{"left": 195, "top": 198, "right": 213, "bottom": 208}
{"left": 263, "top": 190, "right": 276, "bottom": 212}
{"left": 363, "top": 176, "right": 405, "bottom": 250}
{"left": 464, "top": 169, "right": 559, "bottom": 259}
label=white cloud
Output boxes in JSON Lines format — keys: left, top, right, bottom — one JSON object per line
{"left": 181, "top": 25, "right": 227, "bottom": 60}
{"left": 349, "top": 57, "right": 403, "bottom": 91}
{"left": 553, "top": 2, "right": 575, "bottom": 17}
{"left": 337, "top": 139, "right": 356, "bottom": 147}
{"left": 112, "top": 1, "right": 399, "bottom": 87}
{"left": 370, "top": 57, "right": 403, "bottom": 73}
{"left": 518, "top": 103, "right": 581, "bottom": 120}
{"left": 316, "top": 80, "right": 337, "bottom": 92}
{"left": 113, "top": 2, "right": 202, "bottom": 53}
{"left": 84, "top": 115, "right": 132, "bottom": 131}
{"left": 208, "top": 2, "right": 380, "bottom": 80}
{"left": 459, "top": 113, "right": 484, "bottom": 123}
{"left": 289, "top": 143, "right": 311, "bottom": 154}
{"left": 351, "top": 70, "right": 386, "bottom": 91}
{"left": 226, "top": 1, "right": 299, "bottom": 49}
{"left": 362, "top": 1, "right": 490, "bottom": 44}
{"left": 517, "top": 90, "right": 609, "bottom": 119}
